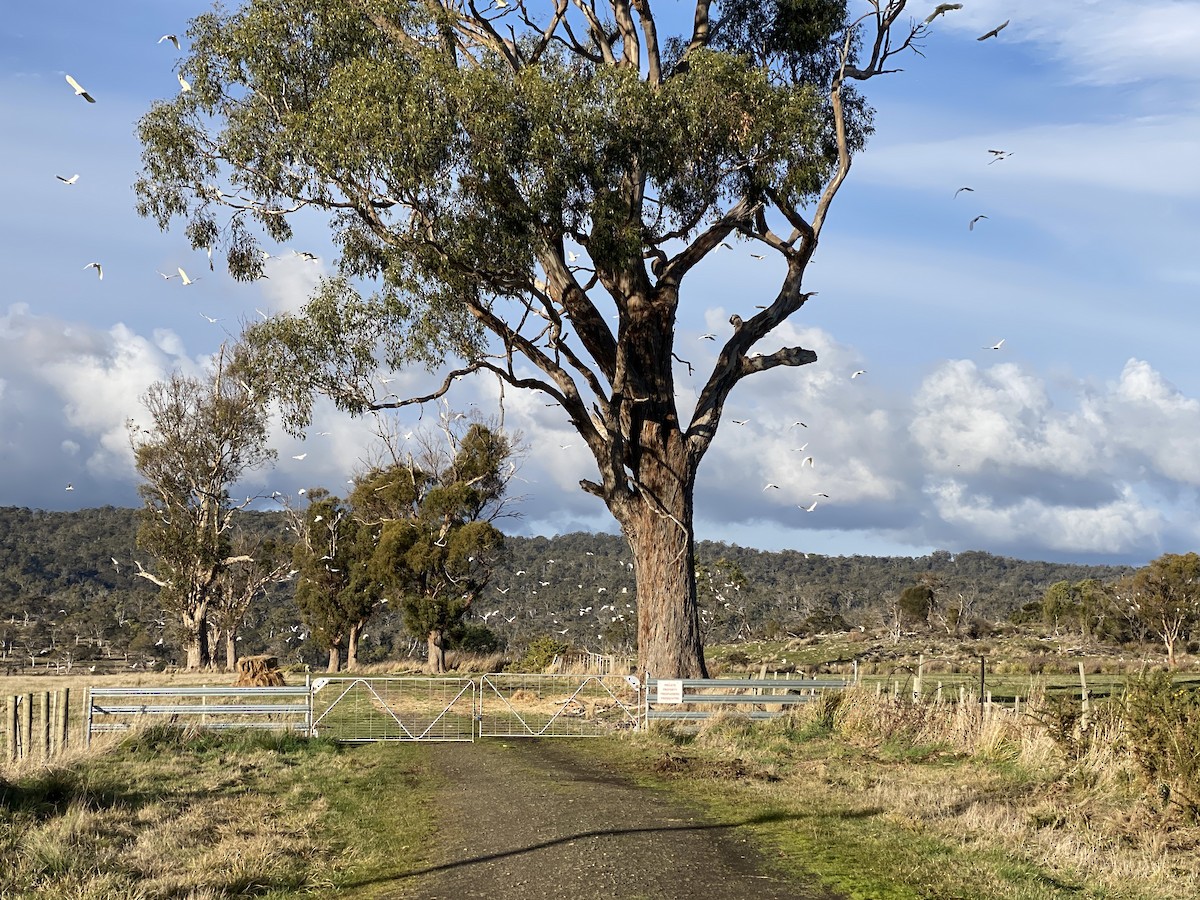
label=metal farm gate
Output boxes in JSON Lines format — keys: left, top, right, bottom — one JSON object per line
{"left": 309, "top": 677, "right": 477, "bottom": 742}
{"left": 86, "top": 674, "right": 845, "bottom": 744}
{"left": 477, "top": 673, "right": 641, "bottom": 737}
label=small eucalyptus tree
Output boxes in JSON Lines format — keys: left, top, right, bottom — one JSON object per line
{"left": 290, "top": 489, "right": 379, "bottom": 672}
{"left": 353, "top": 422, "right": 511, "bottom": 673}
{"left": 130, "top": 355, "right": 275, "bottom": 669}
{"left": 1116, "top": 553, "right": 1200, "bottom": 668}
{"left": 136, "top": 0, "right": 929, "bottom": 677}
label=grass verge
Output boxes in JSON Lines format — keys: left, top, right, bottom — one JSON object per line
{"left": 556, "top": 689, "right": 1200, "bottom": 900}
{"left": 0, "top": 726, "right": 436, "bottom": 899}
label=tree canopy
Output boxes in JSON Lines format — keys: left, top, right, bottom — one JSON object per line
{"left": 136, "top": 0, "right": 928, "bottom": 677}
{"left": 130, "top": 353, "right": 275, "bottom": 669}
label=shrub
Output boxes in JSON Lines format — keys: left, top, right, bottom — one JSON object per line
{"left": 1121, "top": 672, "right": 1200, "bottom": 820}
{"left": 514, "top": 635, "right": 569, "bottom": 673}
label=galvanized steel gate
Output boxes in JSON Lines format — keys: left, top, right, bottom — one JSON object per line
{"left": 309, "top": 677, "right": 477, "bottom": 742}
{"left": 87, "top": 675, "right": 845, "bottom": 744}
{"left": 477, "top": 673, "right": 640, "bottom": 737}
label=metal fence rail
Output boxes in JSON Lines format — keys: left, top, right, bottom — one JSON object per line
{"left": 643, "top": 676, "right": 848, "bottom": 726}
{"left": 478, "top": 673, "right": 640, "bottom": 737}
{"left": 309, "top": 677, "right": 476, "bottom": 742}
{"left": 83, "top": 674, "right": 846, "bottom": 743}
{"left": 86, "top": 685, "right": 311, "bottom": 744}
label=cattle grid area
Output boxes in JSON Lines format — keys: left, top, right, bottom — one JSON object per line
{"left": 85, "top": 674, "right": 849, "bottom": 743}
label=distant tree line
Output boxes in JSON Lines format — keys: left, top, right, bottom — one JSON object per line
{"left": 11, "top": 501, "right": 1191, "bottom": 673}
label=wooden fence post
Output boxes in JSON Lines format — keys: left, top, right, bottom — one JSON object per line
{"left": 41, "top": 691, "right": 51, "bottom": 760}
{"left": 1078, "top": 661, "right": 1091, "bottom": 732}
{"left": 6, "top": 696, "right": 16, "bottom": 761}
{"left": 22, "top": 693, "right": 33, "bottom": 760}
{"left": 59, "top": 687, "right": 71, "bottom": 753}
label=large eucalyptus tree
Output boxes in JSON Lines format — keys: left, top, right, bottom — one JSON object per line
{"left": 136, "top": 0, "right": 925, "bottom": 677}
{"left": 131, "top": 353, "right": 275, "bottom": 669}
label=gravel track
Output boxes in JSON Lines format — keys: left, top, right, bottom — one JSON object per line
{"left": 389, "top": 739, "right": 842, "bottom": 900}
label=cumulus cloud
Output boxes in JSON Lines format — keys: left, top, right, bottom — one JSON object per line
{"left": 0, "top": 304, "right": 204, "bottom": 504}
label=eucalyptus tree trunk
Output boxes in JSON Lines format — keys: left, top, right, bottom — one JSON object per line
{"left": 327, "top": 646, "right": 341, "bottom": 673}
{"left": 224, "top": 632, "right": 237, "bottom": 672}
{"left": 580, "top": 285, "right": 710, "bottom": 679}
{"left": 181, "top": 602, "right": 210, "bottom": 671}
{"left": 346, "top": 622, "right": 362, "bottom": 672}
{"left": 427, "top": 629, "right": 447, "bottom": 675}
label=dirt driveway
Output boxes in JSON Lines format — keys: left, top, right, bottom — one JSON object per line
{"left": 387, "top": 739, "right": 841, "bottom": 900}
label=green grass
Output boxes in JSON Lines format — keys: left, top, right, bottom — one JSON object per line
{"left": 559, "top": 713, "right": 1194, "bottom": 900}
{"left": 1, "top": 727, "right": 437, "bottom": 899}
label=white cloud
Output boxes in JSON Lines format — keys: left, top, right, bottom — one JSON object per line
{"left": 932, "top": 1, "right": 1200, "bottom": 87}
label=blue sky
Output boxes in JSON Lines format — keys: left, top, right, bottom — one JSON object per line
{"left": 2, "top": 1, "right": 1199, "bottom": 566}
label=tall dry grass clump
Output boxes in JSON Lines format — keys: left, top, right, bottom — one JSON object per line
{"left": 660, "top": 678, "right": 1200, "bottom": 897}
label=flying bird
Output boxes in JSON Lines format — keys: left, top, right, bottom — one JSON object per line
{"left": 851, "top": 369, "right": 866, "bottom": 378}
{"left": 731, "top": 419, "right": 748, "bottom": 425}
{"left": 954, "top": 186, "right": 973, "bottom": 197}
{"left": 969, "top": 215, "right": 988, "bottom": 230}
{"left": 199, "top": 313, "right": 221, "bottom": 324}
{"left": 977, "top": 20, "right": 1010, "bottom": 41}
{"left": 987, "top": 149, "right": 1013, "bottom": 164}
{"left": 985, "top": 339, "right": 1005, "bottom": 350}
{"left": 763, "top": 483, "right": 780, "bottom": 491}
{"left": 924, "top": 3, "right": 962, "bottom": 23}
{"left": 750, "top": 253, "right": 765, "bottom": 260}
{"left": 64, "top": 74, "right": 95, "bottom": 103}
{"left": 799, "top": 456, "right": 815, "bottom": 468}
{"left": 699, "top": 333, "right": 716, "bottom": 341}
{"left": 177, "top": 267, "right": 195, "bottom": 284}
{"left": 789, "top": 421, "right": 807, "bottom": 429}
{"left": 158, "top": 34, "right": 180, "bottom": 49}
{"left": 84, "top": 262, "right": 102, "bottom": 280}
{"left": 292, "top": 453, "right": 307, "bottom": 460}
{"left": 177, "top": 72, "right": 191, "bottom": 93}
{"left": 65, "top": 483, "right": 74, "bottom": 491}
{"left": 56, "top": 174, "right": 79, "bottom": 185}
{"left": 799, "top": 500, "right": 819, "bottom": 512}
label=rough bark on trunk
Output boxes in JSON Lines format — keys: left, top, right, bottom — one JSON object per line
{"left": 427, "top": 629, "right": 446, "bottom": 675}
{"left": 327, "top": 646, "right": 341, "bottom": 673}
{"left": 182, "top": 604, "right": 210, "bottom": 670}
{"left": 347, "top": 621, "right": 361, "bottom": 672}
{"left": 617, "top": 431, "right": 708, "bottom": 679}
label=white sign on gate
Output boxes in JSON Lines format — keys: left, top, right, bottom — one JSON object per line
{"left": 655, "top": 679, "right": 684, "bottom": 705}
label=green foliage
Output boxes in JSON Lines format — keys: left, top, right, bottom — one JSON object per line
{"left": 292, "top": 490, "right": 379, "bottom": 662}
{"left": 449, "top": 622, "right": 501, "bottom": 653}
{"left": 515, "top": 635, "right": 570, "bottom": 673}
{"left": 131, "top": 354, "right": 276, "bottom": 667}
{"left": 345, "top": 423, "right": 512, "bottom": 670}
{"left": 897, "top": 583, "right": 934, "bottom": 627}
{"left": 1122, "top": 673, "right": 1200, "bottom": 819}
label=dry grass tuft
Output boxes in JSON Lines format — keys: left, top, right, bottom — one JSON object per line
{"left": 232, "top": 654, "right": 285, "bottom": 686}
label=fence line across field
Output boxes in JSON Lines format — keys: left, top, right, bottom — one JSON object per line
{"left": 642, "top": 676, "right": 850, "bottom": 726}
{"left": 85, "top": 683, "right": 311, "bottom": 745}
{"left": 76, "top": 673, "right": 857, "bottom": 744}
{"left": 5, "top": 689, "right": 72, "bottom": 761}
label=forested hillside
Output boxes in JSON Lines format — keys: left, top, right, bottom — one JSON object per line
{"left": 0, "top": 506, "right": 1130, "bottom": 672}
